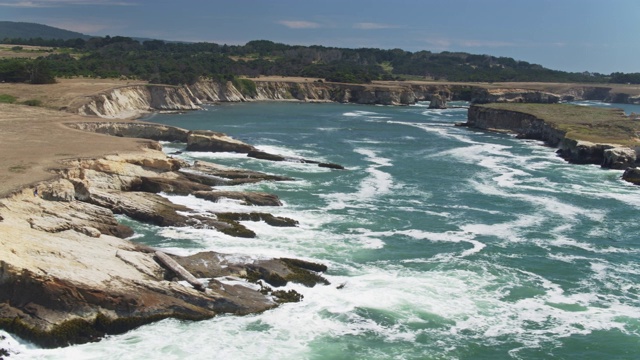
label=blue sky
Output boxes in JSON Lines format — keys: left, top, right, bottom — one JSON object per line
{"left": 1, "top": 0, "right": 639, "bottom": 74}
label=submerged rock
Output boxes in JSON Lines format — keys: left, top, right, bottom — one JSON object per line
{"left": 247, "top": 150, "right": 285, "bottom": 161}
{"left": 183, "top": 160, "right": 294, "bottom": 184}
{"left": 622, "top": 167, "right": 640, "bottom": 185}
{"left": 216, "top": 212, "right": 298, "bottom": 227}
{"left": 193, "top": 191, "right": 282, "bottom": 206}
{"left": 174, "top": 252, "right": 329, "bottom": 288}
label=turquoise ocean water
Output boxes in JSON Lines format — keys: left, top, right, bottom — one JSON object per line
{"left": 5, "top": 100, "right": 640, "bottom": 359}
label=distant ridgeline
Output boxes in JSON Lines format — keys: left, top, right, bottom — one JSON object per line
{"left": 1, "top": 21, "right": 639, "bottom": 86}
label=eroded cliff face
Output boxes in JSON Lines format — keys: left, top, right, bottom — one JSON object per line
{"left": 560, "top": 86, "right": 640, "bottom": 104}
{"left": 466, "top": 105, "right": 565, "bottom": 146}
{"left": 73, "top": 85, "right": 202, "bottom": 119}
{"left": 70, "top": 79, "right": 640, "bottom": 121}
{"left": 465, "top": 105, "right": 639, "bottom": 169}
{"left": 470, "top": 88, "right": 560, "bottom": 104}
{"left": 0, "top": 134, "right": 331, "bottom": 347}
{"left": 74, "top": 80, "right": 571, "bottom": 119}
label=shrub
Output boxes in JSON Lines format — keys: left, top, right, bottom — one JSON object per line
{"left": 231, "top": 77, "right": 257, "bottom": 97}
{"left": 0, "top": 94, "right": 17, "bottom": 104}
{"left": 22, "top": 99, "right": 42, "bottom": 106}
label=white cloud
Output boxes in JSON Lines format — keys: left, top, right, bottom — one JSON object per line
{"left": 458, "top": 39, "right": 515, "bottom": 47}
{"left": 421, "top": 37, "right": 522, "bottom": 50}
{"left": 46, "top": 20, "right": 113, "bottom": 34}
{"left": 0, "top": 0, "right": 135, "bottom": 7}
{"left": 353, "top": 22, "right": 400, "bottom": 30}
{"left": 423, "top": 37, "right": 452, "bottom": 49}
{"left": 277, "top": 20, "right": 321, "bottom": 29}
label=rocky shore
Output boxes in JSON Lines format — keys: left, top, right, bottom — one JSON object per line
{"left": 65, "top": 77, "right": 640, "bottom": 121}
{"left": 0, "top": 120, "right": 340, "bottom": 349}
{"left": 3, "top": 77, "right": 640, "bottom": 352}
{"left": 462, "top": 104, "right": 640, "bottom": 184}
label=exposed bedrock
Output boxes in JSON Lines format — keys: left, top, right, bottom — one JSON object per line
{"left": 72, "top": 85, "right": 202, "bottom": 119}
{"left": 622, "top": 167, "right": 640, "bottom": 184}
{"left": 464, "top": 105, "right": 640, "bottom": 174}
{"left": 175, "top": 252, "right": 329, "bottom": 288}
{"left": 183, "top": 160, "right": 294, "bottom": 184}
{"left": 602, "top": 147, "right": 638, "bottom": 170}
{"left": 186, "top": 130, "right": 257, "bottom": 153}
{"left": 71, "top": 121, "right": 347, "bottom": 170}
{"left": 67, "top": 122, "right": 190, "bottom": 142}
{"left": 247, "top": 150, "right": 346, "bottom": 170}
{"left": 193, "top": 191, "right": 282, "bottom": 206}
{"left": 428, "top": 93, "right": 447, "bottom": 109}
{"left": 465, "top": 105, "right": 565, "bottom": 146}
{"left": 0, "top": 147, "right": 331, "bottom": 347}
{"left": 74, "top": 80, "right": 611, "bottom": 121}
{"left": 470, "top": 88, "right": 560, "bottom": 104}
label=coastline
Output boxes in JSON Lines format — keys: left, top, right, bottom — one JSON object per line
{"left": 2, "top": 77, "right": 640, "bottom": 348}
{"left": 0, "top": 80, "right": 337, "bottom": 347}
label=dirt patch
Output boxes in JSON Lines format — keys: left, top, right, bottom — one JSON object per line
{"left": 0, "top": 102, "right": 152, "bottom": 198}
{"left": 0, "top": 78, "right": 147, "bottom": 110}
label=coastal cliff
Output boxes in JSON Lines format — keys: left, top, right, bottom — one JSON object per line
{"left": 0, "top": 126, "right": 334, "bottom": 348}
{"left": 72, "top": 79, "right": 567, "bottom": 119}
{"left": 73, "top": 85, "right": 202, "bottom": 119}
{"left": 74, "top": 78, "right": 640, "bottom": 121}
{"left": 464, "top": 104, "right": 640, "bottom": 170}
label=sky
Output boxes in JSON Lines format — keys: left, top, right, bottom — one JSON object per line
{"left": 1, "top": 0, "right": 639, "bottom": 74}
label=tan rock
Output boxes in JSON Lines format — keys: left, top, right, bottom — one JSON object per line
{"left": 41, "top": 179, "right": 76, "bottom": 202}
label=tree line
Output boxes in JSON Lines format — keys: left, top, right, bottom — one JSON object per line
{"left": 1, "top": 36, "right": 637, "bottom": 85}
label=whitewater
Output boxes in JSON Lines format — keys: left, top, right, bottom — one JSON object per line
{"left": 3, "top": 100, "right": 640, "bottom": 359}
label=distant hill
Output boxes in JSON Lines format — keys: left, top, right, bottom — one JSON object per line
{"left": 0, "top": 21, "right": 91, "bottom": 40}
{"left": 2, "top": 23, "right": 633, "bottom": 85}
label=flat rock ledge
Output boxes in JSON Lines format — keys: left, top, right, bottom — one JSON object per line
{"left": 0, "top": 146, "right": 331, "bottom": 348}
{"left": 69, "top": 122, "right": 346, "bottom": 170}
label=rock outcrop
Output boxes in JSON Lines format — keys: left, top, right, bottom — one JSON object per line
{"left": 0, "top": 142, "right": 332, "bottom": 347}
{"left": 622, "top": 167, "right": 640, "bottom": 184}
{"left": 470, "top": 88, "right": 560, "bottom": 104}
{"left": 465, "top": 105, "right": 565, "bottom": 146}
{"left": 464, "top": 105, "right": 640, "bottom": 173}
{"left": 186, "top": 130, "right": 257, "bottom": 153}
{"left": 602, "top": 147, "right": 638, "bottom": 169}
{"left": 428, "top": 94, "right": 447, "bottom": 109}
{"left": 73, "top": 85, "right": 202, "bottom": 119}
{"left": 557, "top": 139, "right": 616, "bottom": 165}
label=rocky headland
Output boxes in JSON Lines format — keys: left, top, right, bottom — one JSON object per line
{"left": 462, "top": 103, "right": 640, "bottom": 183}
{"left": 0, "top": 117, "right": 340, "bottom": 349}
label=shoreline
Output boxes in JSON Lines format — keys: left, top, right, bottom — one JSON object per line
{"left": 0, "top": 117, "right": 334, "bottom": 347}
{"left": 2, "top": 77, "right": 640, "bottom": 348}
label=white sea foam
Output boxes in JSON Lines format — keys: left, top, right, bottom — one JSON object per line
{"left": 186, "top": 151, "right": 248, "bottom": 160}
{"left": 387, "top": 120, "right": 478, "bottom": 144}
{"left": 12, "top": 252, "right": 640, "bottom": 360}
{"left": 342, "top": 110, "right": 380, "bottom": 117}
{"left": 255, "top": 144, "right": 319, "bottom": 159}
{"left": 12, "top": 101, "right": 640, "bottom": 359}
{"left": 320, "top": 147, "right": 395, "bottom": 211}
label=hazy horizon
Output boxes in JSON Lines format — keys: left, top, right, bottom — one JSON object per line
{"left": 1, "top": 0, "right": 639, "bottom": 74}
